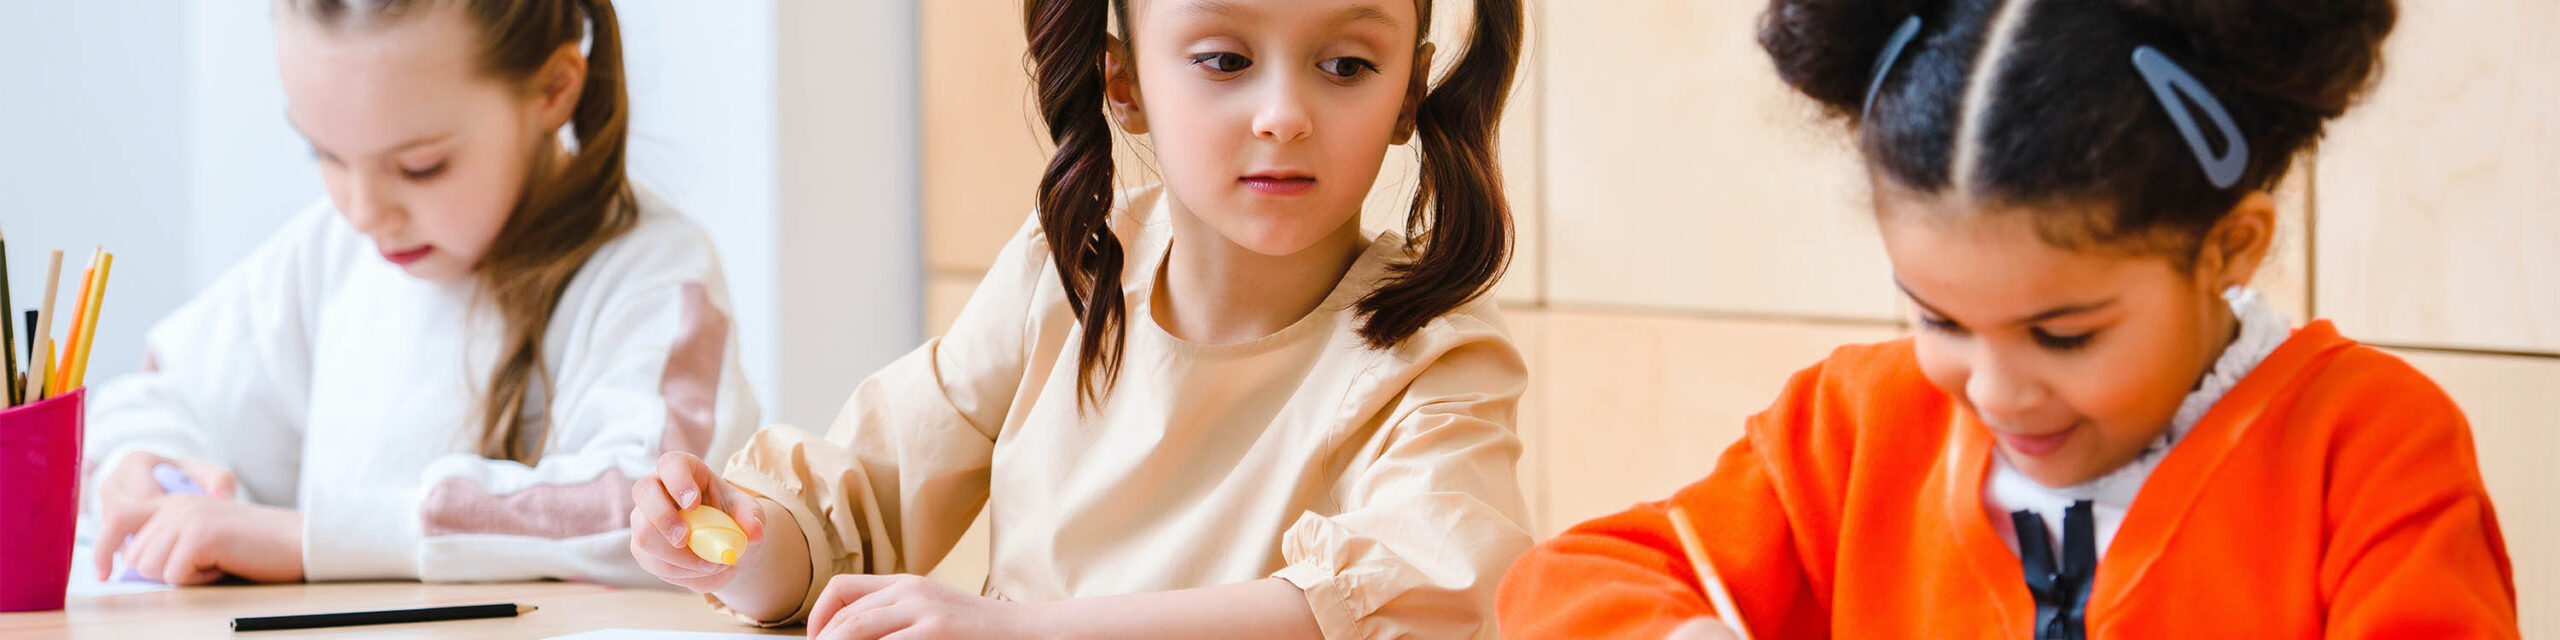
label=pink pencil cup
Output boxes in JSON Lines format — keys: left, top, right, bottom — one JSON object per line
{"left": 0, "top": 388, "right": 83, "bottom": 612}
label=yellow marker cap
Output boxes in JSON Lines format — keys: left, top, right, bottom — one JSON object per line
{"left": 682, "top": 505, "right": 747, "bottom": 565}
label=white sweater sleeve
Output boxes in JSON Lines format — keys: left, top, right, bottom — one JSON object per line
{"left": 313, "top": 211, "right": 760, "bottom": 587}
{"left": 82, "top": 202, "right": 350, "bottom": 510}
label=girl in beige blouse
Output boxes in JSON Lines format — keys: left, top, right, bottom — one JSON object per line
{"left": 627, "top": 0, "right": 1533, "bottom": 637}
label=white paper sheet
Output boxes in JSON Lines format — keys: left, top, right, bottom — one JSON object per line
{"left": 64, "top": 543, "right": 176, "bottom": 598}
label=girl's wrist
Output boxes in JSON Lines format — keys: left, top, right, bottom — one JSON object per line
{"left": 710, "top": 497, "right": 810, "bottom": 623}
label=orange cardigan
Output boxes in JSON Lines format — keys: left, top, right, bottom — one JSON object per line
{"left": 1498, "top": 321, "right": 2515, "bottom": 639}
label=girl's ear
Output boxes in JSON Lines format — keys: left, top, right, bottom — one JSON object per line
{"left": 533, "top": 42, "right": 587, "bottom": 134}
{"left": 2198, "top": 191, "right": 2277, "bottom": 291}
{"left": 1392, "top": 42, "right": 1436, "bottom": 145}
{"left": 1104, "top": 34, "right": 1147, "bottom": 135}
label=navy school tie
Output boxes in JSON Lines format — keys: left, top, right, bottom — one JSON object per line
{"left": 2011, "top": 500, "right": 2096, "bottom": 640}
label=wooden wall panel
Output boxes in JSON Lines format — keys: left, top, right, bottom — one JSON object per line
{"left": 2315, "top": 1, "right": 2559, "bottom": 354}
{"left": 1537, "top": 311, "right": 1898, "bottom": 535}
{"left": 1542, "top": 0, "right": 1895, "bottom": 322}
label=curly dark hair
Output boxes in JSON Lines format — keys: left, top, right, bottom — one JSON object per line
{"left": 1760, "top": 0, "right": 2395, "bottom": 257}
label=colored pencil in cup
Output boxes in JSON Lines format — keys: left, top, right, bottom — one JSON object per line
{"left": 27, "top": 339, "right": 49, "bottom": 404}
{"left": 0, "top": 224, "right": 17, "bottom": 406}
{"left": 54, "top": 248, "right": 96, "bottom": 395}
{"left": 27, "top": 250, "right": 60, "bottom": 400}
{"left": 63, "top": 251, "right": 109, "bottom": 391}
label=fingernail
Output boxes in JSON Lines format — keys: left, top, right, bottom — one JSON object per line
{"left": 669, "top": 525, "right": 689, "bottom": 546}
{"left": 678, "top": 490, "right": 698, "bottom": 509}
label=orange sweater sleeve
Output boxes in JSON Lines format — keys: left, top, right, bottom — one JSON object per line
{"left": 1499, "top": 358, "right": 1855, "bottom": 639}
{"left": 2318, "top": 351, "right": 2518, "bottom": 638}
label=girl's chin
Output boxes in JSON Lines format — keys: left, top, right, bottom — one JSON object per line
{"left": 394, "top": 260, "right": 473, "bottom": 284}
{"left": 2001, "top": 447, "right": 2121, "bottom": 489}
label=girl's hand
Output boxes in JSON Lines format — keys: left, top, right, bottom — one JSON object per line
{"left": 1665, "top": 616, "right": 1742, "bottom": 640}
{"left": 118, "top": 496, "right": 304, "bottom": 584}
{"left": 91, "top": 452, "right": 238, "bottom": 580}
{"left": 807, "top": 574, "right": 1035, "bottom": 640}
{"left": 629, "top": 451, "right": 768, "bottom": 592}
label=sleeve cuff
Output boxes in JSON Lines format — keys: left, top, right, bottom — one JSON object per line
{"left": 301, "top": 482, "right": 425, "bottom": 581}
{"left": 708, "top": 466, "right": 845, "bottom": 627}
{"left": 1274, "top": 512, "right": 1390, "bottom": 639}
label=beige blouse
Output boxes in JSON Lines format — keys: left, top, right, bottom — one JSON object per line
{"left": 714, "top": 186, "right": 1534, "bottom": 638}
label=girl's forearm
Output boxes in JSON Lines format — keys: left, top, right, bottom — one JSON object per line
{"left": 707, "top": 497, "right": 813, "bottom": 623}
{"left": 1027, "top": 577, "right": 1323, "bottom": 640}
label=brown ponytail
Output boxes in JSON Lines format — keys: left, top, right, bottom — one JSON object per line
{"left": 1358, "top": 0, "right": 1523, "bottom": 349}
{"left": 1023, "top": 0, "right": 1126, "bottom": 408}
{"left": 285, "top": 0, "right": 639, "bottom": 463}
{"left": 1023, "top": 0, "right": 1526, "bottom": 405}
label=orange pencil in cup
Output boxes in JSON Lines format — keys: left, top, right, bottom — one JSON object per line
{"left": 1667, "top": 505, "right": 1754, "bottom": 640}
{"left": 53, "top": 249, "right": 97, "bottom": 397}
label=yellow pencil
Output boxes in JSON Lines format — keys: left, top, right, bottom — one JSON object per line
{"left": 1667, "top": 505, "right": 1754, "bottom": 640}
{"left": 63, "top": 252, "right": 110, "bottom": 390}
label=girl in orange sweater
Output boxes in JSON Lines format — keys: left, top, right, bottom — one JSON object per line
{"left": 1497, "top": 0, "right": 2516, "bottom": 638}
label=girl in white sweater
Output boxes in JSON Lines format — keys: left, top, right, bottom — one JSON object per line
{"left": 84, "top": 0, "right": 757, "bottom": 587}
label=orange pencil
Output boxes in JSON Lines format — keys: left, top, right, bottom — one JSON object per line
{"left": 63, "top": 252, "right": 110, "bottom": 391}
{"left": 54, "top": 249, "right": 98, "bottom": 394}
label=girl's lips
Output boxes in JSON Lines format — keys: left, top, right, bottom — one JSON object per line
{"left": 381, "top": 246, "right": 433, "bottom": 267}
{"left": 1993, "top": 424, "right": 2079, "bottom": 458}
{"left": 1241, "top": 176, "right": 1316, "bottom": 196}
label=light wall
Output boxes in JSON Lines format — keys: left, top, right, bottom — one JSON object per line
{"left": 915, "top": 0, "right": 2560, "bottom": 633}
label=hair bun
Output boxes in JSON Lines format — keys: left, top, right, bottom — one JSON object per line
{"left": 2111, "top": 0, "right": 2395, "bottom": 120}
{"left": 1758, "top": 0, "right": 1933, "bottom": 118}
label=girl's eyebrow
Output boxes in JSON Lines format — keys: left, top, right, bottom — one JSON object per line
{"left": 1895, "top": 280, "right": 2119, "bottom": 326}
{"left": 1327, "top": 5, "right": 1401, "bottom": 30}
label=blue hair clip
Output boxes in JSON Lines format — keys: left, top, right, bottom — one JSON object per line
{"left": 1862, "top": 16, "right": 1924, "bottom": 119}
{"left": 2131, "top": 46, "right": 2249, "bottom": 189}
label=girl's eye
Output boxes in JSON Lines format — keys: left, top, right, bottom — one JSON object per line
{"left": 2030, "top": 327, "right": 2096, "bottom": 352}
{"left": 1318, "top": 57, "right": 1379, "bottom": 79}
{"left": 1190, "top": 53, "right": 1251, "bottom": 73}
{"left": 401, "top": 161, "right": 448, "bottom": 180}
{"left": 1918, "top": 315, "right": 1969, "bottom": 336}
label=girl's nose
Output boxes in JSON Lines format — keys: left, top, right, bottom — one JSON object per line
{"left": 1252, "top": 82, "right": 1314, "bottom": 143}
{"left": 1965, "top": 354, "right": 2053, "bottom": 429}
{"left": 338, "top": 175, "right": 403, "bottom": 236}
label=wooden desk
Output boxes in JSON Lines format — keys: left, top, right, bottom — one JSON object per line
{"left": 0, "top": 581, "right": 799, "bottom": 639}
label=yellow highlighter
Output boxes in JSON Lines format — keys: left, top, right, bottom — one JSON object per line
{"left": 681, "top": 505, "right": 747, "bottom": 565}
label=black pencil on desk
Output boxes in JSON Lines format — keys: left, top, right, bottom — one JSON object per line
{"left": 231, "top": 603, "right": 537, "bottom": 632}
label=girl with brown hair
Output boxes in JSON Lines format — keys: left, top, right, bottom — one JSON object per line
{"left": 83, "top": 0, "right": 758, "bottom": 587}
{"left": 629, "top": 0, "right": 1534, "bottom": 636}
